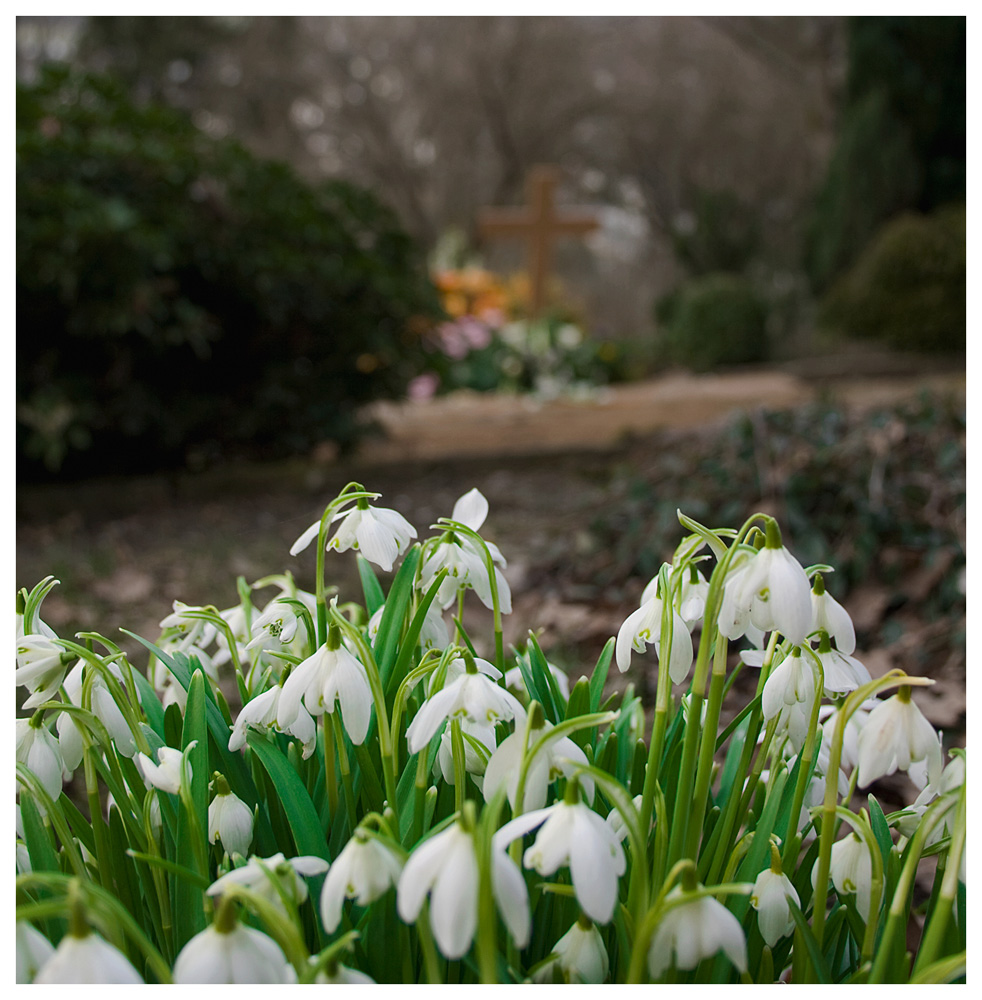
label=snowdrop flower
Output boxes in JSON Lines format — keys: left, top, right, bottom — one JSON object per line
{"left": 819, "top": 700, "right": 877, "bottom": 773}
{"left": 809, "top": 575, "right": 856, "bottom": 654}
{"left": 647, "top": 885, "right": 748, "bottom": 978}
{"left": 817, "top": 832, "right": 873, "bottom": 920}
{"left": 174, "top": 921, "right": 294, "bottom": 983}
{"left": 208, "top": 778, "right": 254, "bottom": 858}
{"left": 751, "top": 866, "right": 800, "bottom": 947}
{"left": 674, "top": 566, "right": 710, "bottom": 630}
{"left": 368, "top": 600, "right": 449, "bottom": 652}
{"left": 320, "top": 829, "right": 404, "bottom": 932}
{"left": 718, "top": 525, "right": 813, "bottom": 644}
{"left": 419, "top": 488, "right": 512, "bottom": 613}
{"left": 438, "top": 717, "right": 496, "bottom": 786}
{"left": 315, "top": 963, "right": 375, "bottom": 984}
{"left": 137, "top": 743, "right": 194, "bottom": 795}
{"left": 276, "top": 635, "right": 373, "bottom": 745}
{"left": 428, "top": 653, "right": 500, "bottom": 695}
{"left": 406, "top": 662, "right": 525, "bottom": 754}
{"left": 855, "top": 688, "right": 943, "bottom": 789}
{"left": 495, "top": 793, "right": 626, "bottom": 924}
{"left": 16, "top": 921, "right": 55, "bottom": 983}
{"left": 397, "top": 817, "right": 529, "bottom": 959}
{"left": 898, "top": 752, "right": 965, "bottom": 843}
{"left": 228, "top": 682, "right": 316, "bottom": 759}
{"left": 35, "top": 930, "right": 144, "bottom": 984}
{"left": 16, "top": 717, "right": 70, "bottom": 801}
{"left": 483, "top": 718, "right": 593, "bottom": 812}
{"left": 211, "top": 603, "right": 250, "bottom": 668}
{"left": 532, "top": 916, "right": 609, "bottom": 983}
{"left": 607, "top": 794, "right": 645, "bottom": 843}
{"left": 159, "top": 600, "right": 218, "bottom": 652}
{"left": 208, "top": 852, "right": 329, "bottom": 914}
{"left": 812, "top": 635, "right": 871, "bottom": 696}
{"left": 16, "top": 633, "right": 71, "bottom": 710}
{"left": 762, "top": 647, "right": 817, "bottom": 722}
{"left": 291, "top": 498, "right": 417, "bottom": 572}
{"left": 245, "top": 597, "right": 304, "bottom": 652}
{"left": 615, "top": 591, "right": 693, "bottom": 682}
{"left": 57, "top": 659, "right": 137, "bottom": 769}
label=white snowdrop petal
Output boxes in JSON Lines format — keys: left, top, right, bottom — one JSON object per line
{"left": 429, "top": 833, "right": 479, "bottom": 959}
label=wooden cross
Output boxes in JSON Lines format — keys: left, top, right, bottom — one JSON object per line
{"left": 478, "top": 165, "right": 600, "bottom": 317}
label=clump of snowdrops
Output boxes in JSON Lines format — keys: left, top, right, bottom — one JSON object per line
{"left": 16, "top": 483, "right": 965, "bottom": 984}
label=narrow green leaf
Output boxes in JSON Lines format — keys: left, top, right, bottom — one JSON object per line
{"left": 786, "top": 896, "right": 832, "bottom": 984}
{"left": 246, "top": 731, "right": 330, "bottom": 862}
{"left": 384, "top": 568, "right": 449, "bottom": 701}
{"left": 589, "top": 637, "right": 614, "bottom": 713}
{"left": 867, "top": 794, "right": 894, "bottom": 873}
{"left": 372, "top": 547, "right": 421, "bottom": 685}
{"left": 20, "top": 792, "right": 61, "bottom": 875}
{"left": 174, "top": 668, "right": 209, "bottom": 949}
{"left": 357, "top": 554, "right": 385, "bottom": 616}
{"left": 528, "top": 632, "right": 565, "bottom": 722}
{"left": 127, "top": 851, "right": 211, "bottom": 889}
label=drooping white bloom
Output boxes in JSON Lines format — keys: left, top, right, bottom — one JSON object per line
{"left": 208, "top": 853, "right": 329, "bottom": 914}
{"left": 750, "top": 868, "right": 800, "bottom": 947}
{"left": 245, "top": 597, "right": 304, "bottom": 653}
{"left": 855, "top": 690, "right": 943, "bottom": 789}
{"left": 397, "top": 820, "right": 529, "bottom": 959}
{"left": 438, "top": 717, "right": 496, "bottom": 786}
{"left": 34, "top": 931, "right": 144, "bottom": 984}
{"left": 495, "top": 799, "right": 626, "bottom": 924}
{"left": 406, "top": 669, "right": 525, "bottom": 754}
{"left": 819, "top": 700, "right": 877, "bottom": 773}
{"left": 16, "top": 634, "right": 70, "bottom": 710}
{"left": 368, "top": 600, "right": 449, "bottom": 653}
{"left": 276, "top": 640, "right": 374, "bottom": 745}
{"left": 427, "top": 654, "right": 500, "bottom": 695}
{"left": 228, "top": 683, "right": 316, "bottom": 759}
{"left": 817, "top": 832, "right": 873, "bottom": 920}
{"left": 418, "top": 488, "right": 512, "bottom": 613}
{"left": 762, "top": 647, "right": 817, "bottom": 722}
{"left": 676, "top": 567, "right": 710, "bottom": 630}
{"left": 615, "top": 594, "right": 693, "bottom": 682}
{"left": 647, "top": 886, "right": 748, "bottom": 978}
{"left": 136, "top": 743, "right": 194, "bottom": 795}
{"left": 319, "top": 830, "right": 404, "bottom": 932}
{"left": 16, "top": 921, "right": 55, "bottom": 983}
{"left": 16, "top": 718, "right": 70, "bottom": 801}
{"left": 57, "top": 659, "right": 138, "bottom": 769}
{"left": 483, "top": 721, "right": 593, "bottom": 812}
{"left": 809, "top": 578, "right": 856, "bottom": 654}
{"left": 208, "top": 787, "right": 255, "bottom": 859}
{"left": 813, "top": 643, "right": 871, "bottom": 696}
{"left": 532, "top": 918, "right": 609, "bottom": 983}
{"left": 159, "top": 600, "right": 218, "bottom": 652}
{"left": 606, "top": 793, "right": 646, "bottom": 843}
{"left": 316, "top": 963, "right": 375, "bottom": 984}
{"left": 898, "top": 753, "right": 965, "bottom": 846}
{"left": 174, "top": 922, "right": 294, "bottom": 983}
{"left": 718, "top": 536, "right": 813, "bottom": 645}
{"left": 291, "top": 500, "right": 417, "bottom": 572}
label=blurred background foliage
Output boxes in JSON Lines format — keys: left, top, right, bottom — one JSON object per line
{"left": 15, "top": 15, "right": 964, "bottom": 479}
{"left": 17, "top": 64, "right": 440, "bottom": 478}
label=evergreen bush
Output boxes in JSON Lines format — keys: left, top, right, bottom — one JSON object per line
{"left": 17, "top": 66, "right": 440, "bottom": 478}
{"left": 819, "top": 205, "right": 965, "bottom": 352}
{"left": 655, "top": 273, "right": 768, "bottom": 372}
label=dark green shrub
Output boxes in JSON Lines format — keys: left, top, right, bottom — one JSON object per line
{"left": 17, "top": 66, "right": 440, "bottom": 478}
{"left": 819, "top": 205, "right": 965, "bottom": 351}
{"left": 655, "top": 273, "right": 768, "bottom": 372}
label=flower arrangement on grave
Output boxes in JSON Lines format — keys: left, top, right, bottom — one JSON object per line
{"left": 411, "top": 267, "right": 624, "bottom": 400}
{"left": 16, "top": 483, "right": 965, "bottom": 983}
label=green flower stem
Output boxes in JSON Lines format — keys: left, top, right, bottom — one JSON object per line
{"left": 812, "top": 671, "right": 934, "bottom": 954}
{"left": 413, "top": 748, "right": 430, "bottom": 846}
{"left": 912, "top": 781, "right": 966, "bottom": 976}
{"left": 868, "top": 790, "right": 960, "bottom": 984}
{"left": 473, "top": 797, "right": 503, "bottom": 983}
{"left": 331, "top": 712, "right": 358, "bottom": 831}
{"left": 667, "top": 513, "right": 768, "bottom": 866}
{"left": 685, "top": 630, "right": 729, "bottom": 860}
{"left": 639, "top": 564, "right": 677, "bottom": 845}
{"left": 416, "top": 903, "right": 443, "bottom": 984}
{"left": 82, "top": 742, "right": 115, "bottom": 891}
{"left": 780, "top": 646, "right": 825, "bottom": 871}
{"left": 450, "top": 719, "right": 466, "bottom": 814}
{"left": 323, "top": 713, "right": 338, "bottom": 820}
